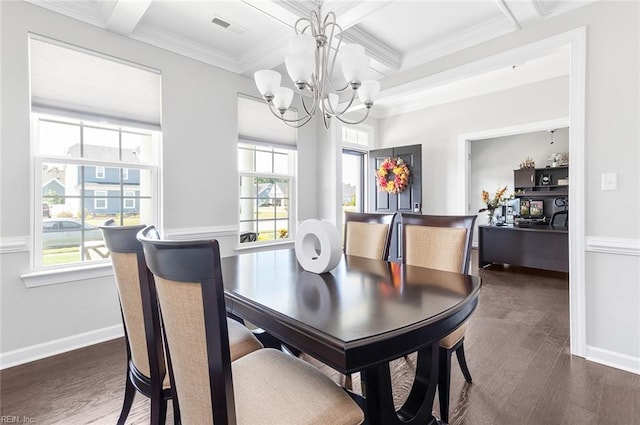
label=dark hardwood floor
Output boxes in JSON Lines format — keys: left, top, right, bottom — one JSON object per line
{"left": 2, "top": 249, "right": 639, "bottom": 424}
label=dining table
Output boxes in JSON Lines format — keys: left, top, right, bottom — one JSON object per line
{"left": 221, "top": 248, "right": 481, "bottom": 425}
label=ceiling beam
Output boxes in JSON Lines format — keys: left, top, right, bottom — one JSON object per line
{"left": 104, "top": 0, "right": 152, "bottom": 35}
{"left": 494, "top": 0, "right": 522, "bottom": 29}
{"left": 501, "top": 0, "right": 545, "bottom": 27}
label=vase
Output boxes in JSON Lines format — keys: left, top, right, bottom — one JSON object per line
{"left": 487, "top": 209, "right": 495, "bottom": 224}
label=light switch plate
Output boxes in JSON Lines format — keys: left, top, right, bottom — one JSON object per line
{"left": 601, "top": 173, "right": 617, "bottom": 191}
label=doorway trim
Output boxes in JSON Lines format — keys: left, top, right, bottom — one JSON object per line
{"left": 457, "top": 27, "right": 586, "bottom": 357}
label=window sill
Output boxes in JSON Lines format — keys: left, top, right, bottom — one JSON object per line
{"left": 21, "top": 262, "right": 113, "bottom": 288}
{"left": 235, "top": 240, "right": 294, "bottom": 253}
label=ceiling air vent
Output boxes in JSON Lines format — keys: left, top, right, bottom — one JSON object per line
{"left": 211, "top": 16, "right": 246, "bottom": 35}
{"left": 212, "top": 17, "right": 230, "bottom": 29}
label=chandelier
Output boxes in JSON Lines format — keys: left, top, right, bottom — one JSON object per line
{"left": 253, "top": 0, "right": 380, "bottom": 129}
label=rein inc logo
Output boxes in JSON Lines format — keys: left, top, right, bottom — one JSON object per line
{"left": 0, "top": 417, "right": 35, "bottom": 423}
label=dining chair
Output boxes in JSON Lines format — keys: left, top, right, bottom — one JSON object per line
{"left": 343, "top": 211, "right": 396, "bottom": 260}
{"left": 341, "top": 211, "right": 396, "bottom": 389}
{"left": 400, "top": 213, "right": 477, "bottom": 424}
{"left": 137, "top": 226, "right": 365, "bottom": 425}
{"left": 101, "top": 222, "right": 262, "bottom": 425}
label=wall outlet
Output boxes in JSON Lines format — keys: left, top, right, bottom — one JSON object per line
{"left": 601, "top": 173, "right": 617, "bottom": 191}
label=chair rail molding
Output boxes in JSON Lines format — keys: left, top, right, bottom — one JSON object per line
{"left": 0, "top": 236, "right": 29, "bottom": 254}
{"left": 163, "top": 225, "right": 238, "bottom": 240}
{"left": 586, "top": 236, "right": 640, "bottom": 256}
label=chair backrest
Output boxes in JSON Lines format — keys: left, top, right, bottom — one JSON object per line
{"left": 99, "top": 222, "right": 166, "bottom": 387}
{"left": 343, "top": 212, "right": 396, "bottom": 260}
{"left": 401, "top": 214, "right": 477, "bottom": 274}
{"left": 550, "top": 211, "right": 568, "bottom": 227}
{"left": 137, "top": 225, "right": 234, "bottom": 425}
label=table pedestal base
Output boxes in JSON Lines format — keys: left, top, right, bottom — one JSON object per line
{"left": 361, "top": 343, "right": 442, "bottom": 425}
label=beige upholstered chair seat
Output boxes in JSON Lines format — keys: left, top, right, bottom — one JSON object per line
{"left": 233, "top": 349, "right": 365, "bottom": 425}
{"left": 227, "top": 317, "right": 264, "bottom": 360}
{"left": 439, "top": 322, "right": 468, "bottom": 350}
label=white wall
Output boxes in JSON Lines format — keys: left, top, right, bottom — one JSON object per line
{"left": 0, "top": 1, "right": 320, "bottom": 363}
{"left": 378, "top": 1, "right": 640, "bottom": 369}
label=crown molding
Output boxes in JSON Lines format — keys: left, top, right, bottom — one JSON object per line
{"left": 342, "top": 26, "right": 401, "bottom": 74}
{"left": 402, "top": 15, "right": 513, "bottom": 72}
{"left": 534, "top": 0, "right": 598, "bottom": 19}
{"left": 131, "top": 23, "right": 240, "bottom": 73}
{"left": 24, "top": 0, "right": 106, "bottom": 28}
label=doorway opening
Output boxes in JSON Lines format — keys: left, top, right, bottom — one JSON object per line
{"left": 457, "top": 28, "right": 586, "bottom": 357}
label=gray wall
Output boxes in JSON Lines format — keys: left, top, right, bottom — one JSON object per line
{"left": 377, "top": 1, "right": 640, "bottom": 365}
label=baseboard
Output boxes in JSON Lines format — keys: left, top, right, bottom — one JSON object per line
{"left": 586, "top": 345, "right": 640, "bottom": 375}
{"left": 0, "top": 324, "right": 124, "bottom": 370}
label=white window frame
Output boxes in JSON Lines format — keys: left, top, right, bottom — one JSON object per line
{"left": 238, "top": 143, "right": 296, "bottom": 247}
{"left": 341, "top": 124, "right": 373, "bottom": 213}
{"left": 29, "top": 113, "right": 161, "bottom": 276}
{"left": 95, "top": 166, "right": 105, "bottom": 179}
{"left": 341, "top": 123, "right": 374, "bottom": 150}
{"left": 94, "top": 190, "right": 107, "bottom": 209}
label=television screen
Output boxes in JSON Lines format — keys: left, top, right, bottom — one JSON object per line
{"left": 529, "top": 200, "right": 544, "bottom": 217}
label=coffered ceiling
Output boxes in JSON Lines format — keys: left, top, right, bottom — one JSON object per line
{"left": 24, "top": 0, "right": 592, "bottom": 117}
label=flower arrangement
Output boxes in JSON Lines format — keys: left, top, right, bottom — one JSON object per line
{"left": 376, "top": 157, "right": 410, "bottom": 194}
{"left": 479, "top": 186, "right": 509, "bottom": 213}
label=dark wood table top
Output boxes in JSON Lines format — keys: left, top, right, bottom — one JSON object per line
{"left": 221, "top": 249, "right": 481, "bottom": 374}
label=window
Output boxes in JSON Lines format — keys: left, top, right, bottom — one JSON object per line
{"left": 238, "top": 143, "right": 295, "bottom": 244}
{"left": 341, "top": 124, "right": 371, "bottom": 215}
{"left": 94, "top": 190, "right": 107, "bottom": 209}
{"left": 342, "top": 149, "right": 365, "bottom": 213}
{"left": 342, "top": 127, "right": 370, "bottom": 147}
{"left": 33, "top": 115, "right": 160, "bottom": 269}
{"left": 29, "top": 36, "right": 161, "bottom": 272}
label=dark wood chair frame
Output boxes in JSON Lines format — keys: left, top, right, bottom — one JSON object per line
{"left": 137, "top": 226, "right": 243, "bottom": 425}
{"left": 399, "top": 213, "right": 477, "bottom": 424}
{"left": 100, "top": 221, "right": 180, "bottom": 425}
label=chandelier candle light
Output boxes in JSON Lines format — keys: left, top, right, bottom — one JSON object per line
{"left": 253, "top": 0, "right": 380, "bottom": 128}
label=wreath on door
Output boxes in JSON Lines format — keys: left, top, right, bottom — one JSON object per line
{"left": 376, "top": 157, "right": 410, "bottom": 194}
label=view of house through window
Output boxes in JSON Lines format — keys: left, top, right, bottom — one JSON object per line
{"left": 238, "top": 143, "right": 295, "bottom": 243}
{"left": 34, "top": 116, "right": 160, "bottom": 268}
